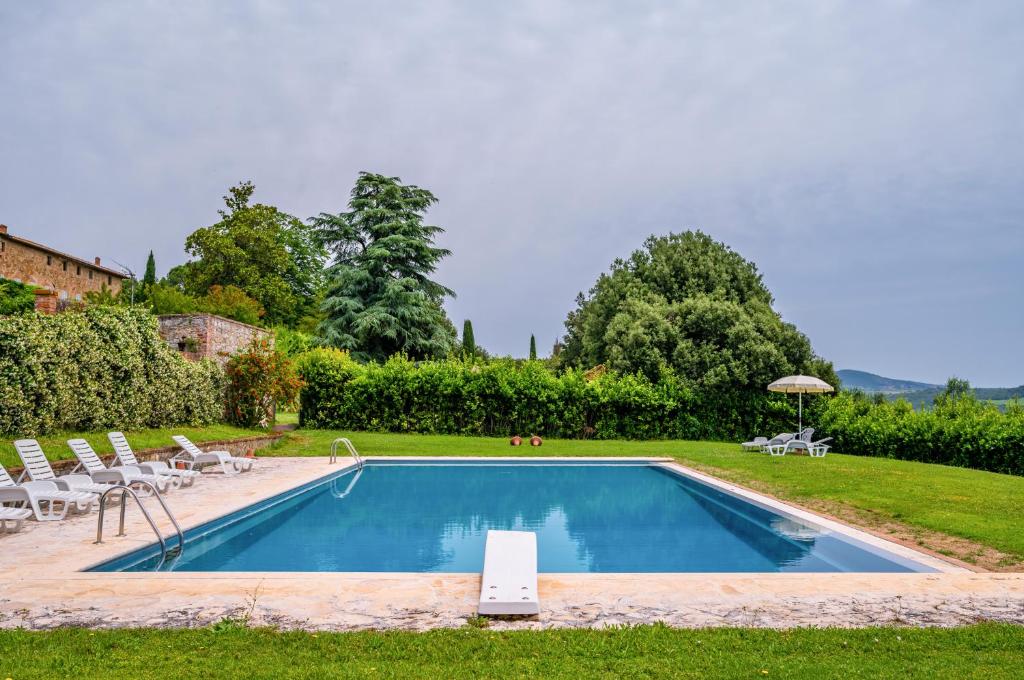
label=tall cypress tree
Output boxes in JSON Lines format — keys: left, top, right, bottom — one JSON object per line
{"left": 462, "top": 319, "right": 475, "bottom": 356}
{"left": 142, "top": 251, "right": 157, "bottom": 287}
{"left": 529, "top": 334, "right": 537, "bottom": 360}
{"left": 314, "top": 172, "right": 456, "bottom": 361}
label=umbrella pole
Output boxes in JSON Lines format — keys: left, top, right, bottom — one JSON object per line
{"left": 798, "top": 392, "right": 803, "bottom": 433}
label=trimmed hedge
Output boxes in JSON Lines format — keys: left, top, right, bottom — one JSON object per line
{"left": 296, "top": 349, "right": 796, "bottom": 441}
{"left": 817, "top": 391, "right": 1024, "bottom": 476}
{"left": 0, "top": 307, "right": 225, "bottom": 436}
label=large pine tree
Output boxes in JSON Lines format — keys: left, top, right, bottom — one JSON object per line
{"left": 314, "top": 172, "right": 456, "bottom": 361}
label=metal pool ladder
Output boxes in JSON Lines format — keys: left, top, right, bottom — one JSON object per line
{"left": 94, "top": 481, "right": 185, "bottom": 570}
{"left": 330, "top": 437, "right": 364, "bottom": 469}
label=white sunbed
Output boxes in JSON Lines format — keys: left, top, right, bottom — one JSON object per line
{"left": 767, "top": 437, "right": 833, "bottom": 457}
{"left": 0, "top": 461, "right": 97, "bottom": 521}
{"left": 108, "top": 431, "right": 199, "bottom": 489}
{"left": 14, "top": 439, "right": 118, "bottom": 497}
{"left": 170, "top": 435, "right": 254, "bottom": 475}
{"left": 67, "top": 439, "right": 171, "bottom": 495}
{"left": 740, "top": 436, "right": 769, "bottom": 451}
{"left": 0, "top": 506, "right": 32, "bottom": 532}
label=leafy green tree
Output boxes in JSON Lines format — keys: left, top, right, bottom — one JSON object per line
{"left": 167, "top": 182, "right": 326, "bottom": 327}
{"left": 313, "top": 172, "right": 456, "bottom": 361}
{"left": 0, "top": 277, "right": 36, "bottom": 315}
{"left": 462, "top": 319, "right": 475, "bottom": 356}
{"left": 142, "top": 251, "right": 157, "bottom": 287}
{"left": 561, "top": 231, "right": 835, "bottom": 389}
{"left": 529, "top": 334, "right": 537, "bottom": 360}
{"left": 147, "top": 282, "right": 264, "bottom": 326}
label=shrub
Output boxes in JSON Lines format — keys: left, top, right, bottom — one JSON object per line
{"left": 816, "top": 391, "right": 1024, "bottom": 475}
{"left": 0, "top": 277, "right": 36, "bottom": 315}
{"left": 296, "top": 352, "right": 795, "bottom": 440}
{"left": 0, "top": 307, "right": 225, "bottom": 435}
{"left": 224, "top": 338, "right": 303, "bottom": 428}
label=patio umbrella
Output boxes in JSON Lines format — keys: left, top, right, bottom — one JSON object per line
{"left": 767, "top": 375, "right": 834, "bottom": 433}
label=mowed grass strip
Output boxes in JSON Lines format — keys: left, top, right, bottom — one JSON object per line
{"left": 0, "top": 423, "right": 262, "bottom": 470}
{"left": 1, "top": 624, "right": 1022, "bottom": 680}
{"left": 269, "top": 430, "right": 1024, "bottom": 565}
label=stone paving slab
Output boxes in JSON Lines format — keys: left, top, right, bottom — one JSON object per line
{"left": 2, "top": 456, "right": 1023, "bottom": 630}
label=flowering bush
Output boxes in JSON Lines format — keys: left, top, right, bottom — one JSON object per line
{"left": 0, "top": 307, "right": 225, "bottom": 435}
{"left": 225, "top": 338, "right": 303, "bottom": 428}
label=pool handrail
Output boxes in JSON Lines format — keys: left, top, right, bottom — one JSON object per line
{"left": 330, "top": 438, "right": 363, "bottom": 469}
{"left": 94, "top": 481, "right": 184, "bottom": 570}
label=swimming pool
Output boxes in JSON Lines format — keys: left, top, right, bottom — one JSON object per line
{"left": 91, "top": 460, "right": 935, "bottom": 573}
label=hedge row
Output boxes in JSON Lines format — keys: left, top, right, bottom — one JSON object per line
{"left": 296, "top": 349, "right": 797, "bottom": 441}
{"left": 816, "top": 392, "right": 1024, "bottom": 476}
{"left": 0, "top": 307, "right": 225, "bottom": 435}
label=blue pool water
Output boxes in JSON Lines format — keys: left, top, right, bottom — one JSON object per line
{"left": 91, "top": 462, "right": 933, "bottom": 573}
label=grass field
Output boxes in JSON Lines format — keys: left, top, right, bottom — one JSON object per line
{"left": 268, "top": 429, "right": 1024, "bottom": 568}
{"left": 2, "top": 624, "right": 1022, "bottom": 679}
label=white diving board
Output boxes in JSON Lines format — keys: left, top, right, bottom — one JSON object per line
{"left": 478, "top": 530, "right": 540, "bottom": 616}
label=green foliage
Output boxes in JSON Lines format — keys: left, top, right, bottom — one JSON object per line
{"left": 560, "top": 231, "right": 836, "bottom": 389}
{"left": 168, "top": 181, "right": 327, "bottom": 327}
{"left": 816, "top": 389, "right": 1024, "bottom": 475}
{"left": 147, "top": 283, "right": 264, "bottom": 325}
{"left": 273, "top": 326, "right": 319, "bottom": 357}
{"left": 143, "top": 250, "right": 157, "bottom": 286}
{"left": 0, "top": 277, "right": 36, "bottom": 315}
{"left": 296, "top": 352, "right": 794, "bottom": 440}
{"left": 529, "top": 334, "right": 537, "bottom": 360}
{"left": 224, "top": 338, "right": 303, "bottom": 428}
{"left": 313, "top": 172, "right": 457, "bottom": 362}
{"left": 461, "top": 319, "right": 475, "bottom": 356}
{"left": 0, "top": 307, "right": 224, "bottom": 436}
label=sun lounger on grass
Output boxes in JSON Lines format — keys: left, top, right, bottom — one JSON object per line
{"left": 68, "top": 439, "right": 171, "bottom": 494}
{"left": 109, "top": 432, "right": 199, "bottom": 488}
{"left": 0, "top": 461, "right": 97, "bottom": 521}
{"left": 170, "top": 435, "right": 254, "bottom": 474}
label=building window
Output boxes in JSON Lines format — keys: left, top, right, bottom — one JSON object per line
{"left": 62, "top": 261, "right": 68, "bottom": 271}
{"left": 47, "top": 255, "right": 52, "bottom": 265}
{"left": 59, "top": 291, "right": 68, "bottom": 300}
{"left": 76, "top": 265, "right": 81, "bottom": 275}
{"left": 88, "top": 270, "right": 93, "bottom": 280}
{"left": 107, "top": 275, "right": 112, "bottom": 285}
{"left": 1, "top": 240, "right": 4, "bottom": 252}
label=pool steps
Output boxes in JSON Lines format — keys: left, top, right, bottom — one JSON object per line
{"left": 478, "top": 530, "right": 540, "bottom": 616}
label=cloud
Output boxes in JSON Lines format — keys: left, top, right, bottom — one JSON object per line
{"left": 1, "top": 1, "right": 1021, "bottom": 383}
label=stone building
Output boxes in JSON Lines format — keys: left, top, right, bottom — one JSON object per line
{"left": 0, "top": 224, "right": 127, "bottom": 312}
{"left": 157, "top": 313, "right": 272, "bottom": 365}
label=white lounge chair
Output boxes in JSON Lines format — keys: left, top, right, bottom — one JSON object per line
{"left": 68, "top": 439, "right": 171, "bottom": 494}
{"left": 108, "top": 432, "right": 199, "bottom": 489}
{"left": 170, "top": 435, "right": 254, "bottom": 474}
{"left": 0, "top": 506, "right": 32, "bottom": 532}
{"left": 15, "top": 439, "right": 114, "bottom": 496}
{"left": 0, "top": 461, "right": 97, "bottom": 521}
{"left": 740, "top": 436, "right": 769, "bottom": 451}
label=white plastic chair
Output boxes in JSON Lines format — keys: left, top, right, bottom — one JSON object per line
{"left": 14, "top": 439, "right": 114, "bottom": 496}
{"left": 0, "top": 506, "right": 32, "bottom": 532}
{"left": 0, "top": 461, "right": 97, "bottom": 521}
{"left": 170, "top": 435, "right": 254, "bottom": 474}
{"left": 109, "top": 432, "right": 199, "bottom": 488}
{"left": 67, "top": 439, "right": 171, "bottom": 494}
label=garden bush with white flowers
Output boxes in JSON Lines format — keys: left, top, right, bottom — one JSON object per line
{"left": 0, "top": 307, "right": 224, "bottom": 435}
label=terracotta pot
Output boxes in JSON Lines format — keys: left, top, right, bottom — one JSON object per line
{"left": 530, "top": 435, "right": 542, "bottom": 447}
{"left": 510, "top": 436, "right": 522, "bottom": 447}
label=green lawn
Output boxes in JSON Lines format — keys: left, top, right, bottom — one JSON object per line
{"left": 269, "top": 430, "right": 1024, "bottom": 568}
{"left": 0, "top": 423, "right": 262, "bottom": 470}
{"left": 2, "top": 624, "right": 1022, "bottom": 679}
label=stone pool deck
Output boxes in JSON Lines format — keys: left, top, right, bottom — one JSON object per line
{"left": 2, "top": 456, "right": 1023, "bottom": 631}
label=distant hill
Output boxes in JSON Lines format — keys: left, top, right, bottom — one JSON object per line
{"left": 837, "top": 369, "right": 1024, "bottom": 408}
{"left": 835, "top": 370, "right": 939, "bottom": 394}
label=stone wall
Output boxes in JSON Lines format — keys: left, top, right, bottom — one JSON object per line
{"left": 0, "top": 224, "right": 125, "bottom": 301}
{"left": 158, "top": 313, "right": 272, "bottom": 365}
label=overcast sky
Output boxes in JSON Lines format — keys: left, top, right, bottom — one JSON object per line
{"left": 2, "top": 1, "right": 1022, "bottom": 385}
